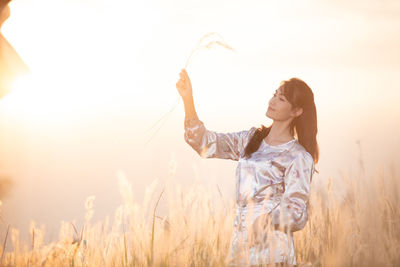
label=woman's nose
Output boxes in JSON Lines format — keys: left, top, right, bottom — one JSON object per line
{"left": 269, "top": 98, "right": 275, "bottom": 106}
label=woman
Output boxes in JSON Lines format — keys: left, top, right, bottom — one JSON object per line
{"left": 176, "top": 68, "right": 319, "bottom": 267}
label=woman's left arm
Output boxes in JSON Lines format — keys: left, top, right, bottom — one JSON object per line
{"left": 269, "top": 151, "right": 315, "bottom": 232}
{"left": 248, "top": 151, "right": 315, "bottom": 245}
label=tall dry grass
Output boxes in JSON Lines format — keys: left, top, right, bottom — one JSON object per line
{"left": 0, "top": 162, "right": 399, "bottom": 266}
{"left": 295, "top": 164, "right": 400, "bottom": 267}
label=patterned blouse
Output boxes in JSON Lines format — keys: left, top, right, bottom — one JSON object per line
{"left": 184, "top": 117, "right": 315, "bottom": 266}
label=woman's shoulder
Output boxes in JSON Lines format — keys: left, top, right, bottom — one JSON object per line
{"left": 290, "top": 140, "right": 314, "bottom": 163}
{"left": 243, "top": 126, "right": 259, "bottom": 141}
{"left": 248, "top": 126, "right": 258, "bottom": 134}
{"left": 236, "top": 125, "right": 258, "bottom": 138}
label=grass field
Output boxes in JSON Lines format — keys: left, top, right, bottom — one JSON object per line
{"left": 0, "top": 164, "right": 399, "bottom": 267}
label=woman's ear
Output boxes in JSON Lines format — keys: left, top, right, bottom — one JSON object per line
{"left": 294, "top": 107, "right": 303, "bottom": 118}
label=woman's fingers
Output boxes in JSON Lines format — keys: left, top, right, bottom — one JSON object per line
{"left": 176, "top": 69, "right": 192, "bottom": 99}
{"left": 178, "top": 70, "right": 188, "bottom": 86}
{"left": 181, "top": 69, "right": 189, "bottom": 80}
{"left": 176, "top": 80, "right": 183, "bottom": 89}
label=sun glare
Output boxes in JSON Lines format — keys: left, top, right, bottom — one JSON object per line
{"left": 0, "top": 73, "right": 66, "bottom": 122}
{"left": 0, "top": 0, "right": 163, "bottom": 125}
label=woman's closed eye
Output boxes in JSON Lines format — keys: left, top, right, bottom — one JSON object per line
{"left": 273, "top": 93, "right": 286, "bottom": 101}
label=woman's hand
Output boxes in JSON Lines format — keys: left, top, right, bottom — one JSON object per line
{"left": 176, "top": 68, "right": 193, "bottom": 100}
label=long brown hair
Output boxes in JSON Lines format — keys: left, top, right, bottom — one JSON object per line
{"left": 243, "top": 78, "right": 319, "bottom": 165}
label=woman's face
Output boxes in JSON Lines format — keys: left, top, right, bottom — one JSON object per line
{"left": 266, "top": 86, "right": 301, "bottom": 122}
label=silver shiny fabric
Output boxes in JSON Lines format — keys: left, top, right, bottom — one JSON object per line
{"left": 184, "top": 117, "right": 315, "bottom": 266}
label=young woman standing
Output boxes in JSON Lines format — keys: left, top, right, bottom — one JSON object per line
{"left": 176, "top": 68, "right": 319, "bottom": 267}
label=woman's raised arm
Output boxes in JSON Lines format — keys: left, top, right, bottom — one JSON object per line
{"left": 176, "top": 69, "right": 256, "bottom": 161}
{"left": 184, "top": 117, "right": 256, "bottom": 161}
{"left": 176, "top": 68, "right": 198, "bottom": 120}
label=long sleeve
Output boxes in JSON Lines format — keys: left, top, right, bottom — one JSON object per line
{"left": 270, "top": 151, "right": 315, "bottom": 232}
{"left": 184, "top": 117, "right": 257, "bottom": 161}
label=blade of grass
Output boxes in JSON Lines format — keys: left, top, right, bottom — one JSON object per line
{"left": 150, "top": 187, "right": 165, "bottom": 266}
{"left": 1, "top": 224, "right": 10, "bottom": 263}
{"left": 144, "top": 32, "right": 235, "bottom": 147}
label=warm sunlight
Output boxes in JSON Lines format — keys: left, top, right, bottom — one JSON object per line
{"left": 0, "top": 73, "right": 76, "bottom": 123}
{"left": 0, "top": 0, "right": 399, "bottom": 266}
{"left": 0, "top": 0, "right": 161, "bottom": 124}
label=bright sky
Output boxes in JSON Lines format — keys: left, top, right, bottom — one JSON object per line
{"left": 0, "top": 0, "right": 399, "bottom": 242}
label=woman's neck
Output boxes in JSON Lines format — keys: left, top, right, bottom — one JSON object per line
{"left": 265, "top": 120, "right": 294, "bottom": 144}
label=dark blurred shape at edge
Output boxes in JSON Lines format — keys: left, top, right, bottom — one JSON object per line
{"left": 0, "top": 0, "right": 30, "bottom": 99}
